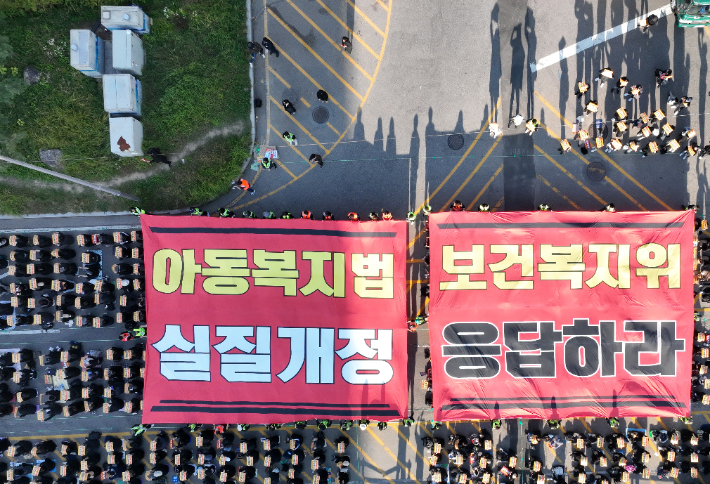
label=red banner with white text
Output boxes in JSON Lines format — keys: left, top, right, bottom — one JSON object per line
{"left": 429, "top": 211, "right": 694, "bottom": 420}
{"left": 141, "top": 216, "right": 408, "bottom": 424}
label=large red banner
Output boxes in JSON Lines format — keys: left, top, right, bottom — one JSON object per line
{"left": 140, "top": 215, "right": 408, "bottom": 424}
{"left": 429, "top": 211, "right": 694, "bottom": 420}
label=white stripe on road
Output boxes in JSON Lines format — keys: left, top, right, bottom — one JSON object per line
{"left": 529, "top": 5, "right": 672, "bottom": 72}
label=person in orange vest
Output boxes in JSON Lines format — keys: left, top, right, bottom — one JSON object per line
{"left": 322, "top": 211, "right": 334, "bottom": 220}
{"left": 301, "top": 210, "right": 312, "bottom": 219}
{"left": 348, "top": 212, "right": 359, "bottom": 221}
{"left": 232, "top": 178, "right": 255, "bottom": 195}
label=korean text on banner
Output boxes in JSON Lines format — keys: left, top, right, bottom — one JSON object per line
{"left": 429, "top": 211, "right": 694, "bottom": 420}
{"left": 140, "top": 216, "right": 408, "bottom": 424}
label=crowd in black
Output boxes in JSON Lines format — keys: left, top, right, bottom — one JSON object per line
{"left": 0, "top": 231, "right": 146, "bottom": 331}
{"left": 0, "top": 426, "right": 354, "bottom": 484}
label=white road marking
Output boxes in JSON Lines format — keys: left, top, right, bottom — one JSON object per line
{"left": 530, "top": 5, "right": 673, "bottom": 72}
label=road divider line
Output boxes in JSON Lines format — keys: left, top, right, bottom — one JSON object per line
{"left": 535, "top": 91, "right": 670, "bottom": 211}
{"left": 536, "top": 174, "right": 581, "bottom": 210}
{"left": 283, "top": 0, "right": 374, "bottom": 80}
{"left": 269, "top": 8, "right": 365, "bottom": 100}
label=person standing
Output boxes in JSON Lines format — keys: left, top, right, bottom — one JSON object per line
{"left": 574, "top": 81, "right": 589, "bottom": 100}
{"left": 508, "top": 113, "right": 524, "bottom": 128}
{"left": 341, "top": 37, "right": 352, "bottom": 52}
{"left": 639, "top": 13, "right": 658, "bottom": 33}
{"left": 282, "top": 99, "right": 296, "bottom": 115}
{"left": 625, "top": 84, "right": 642, "bottom": 102}
{"left": 262, "top": 37, "right": 279, "bottom": 57}
{"left": 282, "top": 131, "right": 298, "bottom": 146}
{"left": 594, "top": 67, "right": 614, "bottom": 86}
{"left": 655, "top": 68, "right": 673, "bottom": 87}
{"left": 610, "top": 76, "right": 628, "bottom": 94}
{"left": 316, "top": 90, "right": 329, "bottom": 103}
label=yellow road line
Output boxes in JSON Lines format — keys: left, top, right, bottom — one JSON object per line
{"left": 417, "top": 296, "right": 429, "bottom": 317}
{"left": 537, "top": 174, "right": 581, "bottom": 210}
{"left": 313, "top": 0, "right": 380, "bottom": 59}
{"left": 395, "top": 425, "right": 427, "bottom": 464}
{"left": 300, "top": 97, "right": 311, "bottom": 108}
{"left": 539, "top": 123, "right": 646, "bottom": 210}
{"left": 325, "top": 437, "right": 367, "bottom": 483}
{"left": 366, "top": 427, "right": 422, "bottom": 484}
{"left": 268, "top": 125, "right": 306, "bottom": 181}
{"left": 407, "top": 279, "right": 430, "bottom": 284}
{"left": 283, "top": 0, "right": 373, "bottom": 80}
{"left": 407, "top": 259, "right": 425, "bottom": 263}
{"left": 269, "top": 39, "right": 356, "bottom": 121}
{"left": 268, "top": 9, "right": 365, "bottom": 100}
{"left": 373, "top": 0, "right": 390, "bottom": 11}
{"left": 442, "top": 138, "right": 501, "bottom": 212}
{"left": 327, "top": 122, "right": 340, "bottom": 135}
{"left": 238, "top": 0, "right": 390, "bottom": 211}
{"left": 406, "top": 99, "right": 501, "bottom": 250}
{"left": 534, "top": 145, "right": 606, "bottom": 205}
{"left": 345, "top": 0, "right": 385, "bottom": 36}
{"left": 492, "top": 196, "right": 504, "bottom": 211}
{"left": 269, "top": 66, "right": 291, "bottom": 88}
{"left": 233, "top": 163, "right": 317, "bottom": 210}
{"left": 270, "top": 96, "right": 327, "bottom": 151}
{"left": 227, "top": 163, "right": 263, "bottom": 207}
{"left": 535, "top": 90, "right": 671, "bottom": 211}
{"left": 463, "top": 161, "right": 503, "bottom": 211}
{"left": 341, "top": 429, "right": 396, "bottom": 484}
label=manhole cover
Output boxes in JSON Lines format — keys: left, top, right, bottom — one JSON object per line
{"left": 588, "top": 122, "right": 608, "bottom": 140}
{"left": 312, "top": 106, "right": 330, "bottom": 124}
{"left": 586, "top": 161, "right": 607, "bottom": 181}
{"left": 448, "top": 134, "right": 464, "bottom": 150}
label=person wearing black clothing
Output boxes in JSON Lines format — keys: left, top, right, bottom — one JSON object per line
{"left": 33, "top": 440, "right": 57, "bottom": 456}
{"left": 16, "top": 403, "right": 38, "bottom": 418}
{"left": 261, "top": 37, "right": 279, "bottom": 57}
{"left": 17, "top": 388, "right": 38, "bottom": 402}
{"left": 172, "top": 429, "right": 190, "bottom": 448}
{"left": 145, "top": 148, "right": 172, "bottom": 167}
{"left": 311, "top": 431, "right": 326, "bottom": 452}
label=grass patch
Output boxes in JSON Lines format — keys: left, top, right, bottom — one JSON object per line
{"left": 0, "top": 0, "right": 250, "bottom": 213}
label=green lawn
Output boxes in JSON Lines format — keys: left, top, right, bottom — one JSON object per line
{"left": 0, "top": 0, "right": 251, "bottom": 214}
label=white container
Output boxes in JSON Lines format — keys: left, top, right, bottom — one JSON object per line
{"left": 69, "top": 30, "right": 104, "bottom": 78}
{"left": 101, "top": 6, "right": 152, "bottom": 34}
{"left": 109, "top": 117, "right": 143, "bottom": 157}
{"left": 112, "top": 30, "right": 144, "bottom": 76}
{"left": 102, "top": 74, "right": 142, "bottom": 116}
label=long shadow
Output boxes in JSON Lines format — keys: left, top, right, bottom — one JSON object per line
{"left": 696, "top": 31, "right": 708, "bottom": 214}
{"left": 509, "top": 24, "right": 524, "bottom": 120}
{"left": 575, "top": 0, "right": 594, "bottom": 120}
{"left": 490, "top": 4, "right": 501, "bottom": 121}
{"left": 525, "top": 8, "right": 537, "bottom": 119}
{"left": 559, "top": 37, "right": 569, "bottom": 140}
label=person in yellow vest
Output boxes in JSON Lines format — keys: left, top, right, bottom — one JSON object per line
{"left": 524, "top": 118, "right": 539, "bottom": 135}
{"left": 584, "top": 100, "right": 599, "bottom": 115}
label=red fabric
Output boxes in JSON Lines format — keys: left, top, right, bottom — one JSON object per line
{"left": 141, "top": 216, "right": 408, "bottom": 424}
{"left": 429, "top": 211, "right": 694, "bottom": 420}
